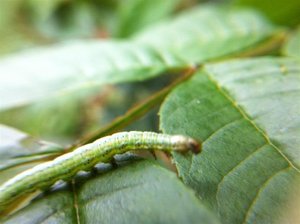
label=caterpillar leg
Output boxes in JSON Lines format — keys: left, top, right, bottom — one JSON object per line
{"left": 149, "top": 150, "right": 157, "bottom": 159}
{"left": 109, "top": 157, "right": 118, "bottom": 168}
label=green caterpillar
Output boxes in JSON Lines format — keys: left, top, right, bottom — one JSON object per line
{"left": 0, "top": 131, "right": 200, "bottom": 211}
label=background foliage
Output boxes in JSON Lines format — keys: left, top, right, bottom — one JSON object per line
{"left": 0, "top": 0, "right": 299, "bottom": 223}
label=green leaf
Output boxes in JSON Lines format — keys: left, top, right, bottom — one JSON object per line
{"left": 2, "top": 161, "right": 219, "bottom": 224}
{"left": 134, "top": 5, "right": 282, "bottom": 63}
{"left": 115, "top": 0, "right": 180, "bottom": 37}
{"left": 0, "top": 40, "right": 186, "bottom": 110}
{"left": 160, "top": 57, "right": 300, "bottom": 223}
{"left": 233, "top": 0, "right": 300, "bottom": 27}
{"left": 0, "top": 5, "right": 283, "bottom": 111}
{"left": 283, "top": 27, "right": 300, "bottom": 59}
{"left": 0, "top": 124, "right": 63, "bottom": 182}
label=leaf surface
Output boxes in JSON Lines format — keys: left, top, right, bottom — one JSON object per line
{"left": 0, "top": 5, "right": 282, "bottom": 111}
{"left": 0, "top": 40, "right": 185, "bottom": 110}
{"left": 2, "top": 161, "right": 219, "bottom": 224}
{"left": 134, "top": 5, "right": 281, "bottom": 62}
{"left": 160, "top": 57, "right": 300, "bottom": 223}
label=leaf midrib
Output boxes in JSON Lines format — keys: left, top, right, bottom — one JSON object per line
{"left": 71, "top": 180, "right": 81, "bottom": 224}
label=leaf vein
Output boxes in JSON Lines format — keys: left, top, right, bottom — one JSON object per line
{"left": 216, "top": 143, "right": 268, "bottom": 205}
{"left": 202, "top": 117, "right": 243, "bottom": 144}
{"left": 71, "top": 180, "right": 81, "bottom": 224}
{"left": 205, "top": 72, "right": 300, "bottom": 172}
{"left": 242, "top": 166, "right": 291, "bottom": 224}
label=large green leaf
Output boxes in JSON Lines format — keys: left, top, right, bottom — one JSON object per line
{"left": 0, "top": 5, "right": 282, "bottom": 111}
{"left": 2, "top": 160, "right": 219, "bottom": 224}
{"left": 0, "top": 40, "right": 186, "bottom": 110}
{"left": 134, "top": 5, "right": 282, "bottom": 63}
{"left": 160, "top": 57, "right": 300, "bottom": 223}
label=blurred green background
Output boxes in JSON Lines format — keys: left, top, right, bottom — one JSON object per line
{"left": 0, "top": 0, "right": 299, "bottom": 143}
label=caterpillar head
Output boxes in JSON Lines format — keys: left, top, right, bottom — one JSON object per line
{"left": 171, "top": 135, "right": 201, "bottom": 154}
